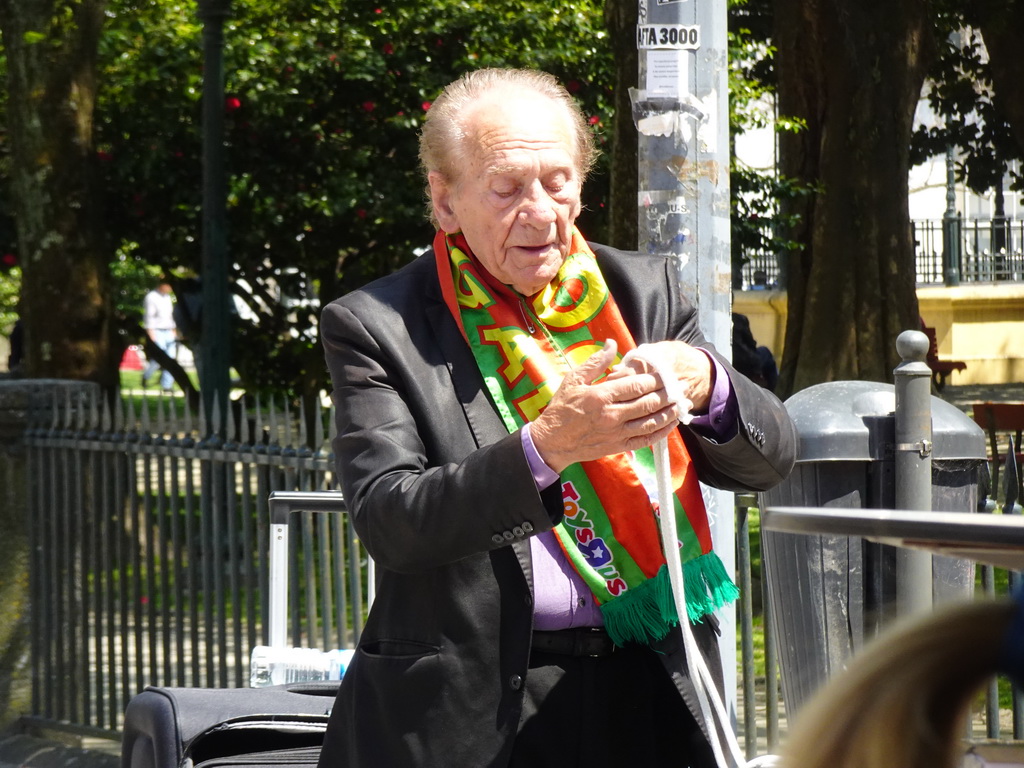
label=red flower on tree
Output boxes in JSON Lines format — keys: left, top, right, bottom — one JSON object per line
{"left": 422, "top": 101, "right": 432, "bottom": 112}
{"left": 383, "top": 42, "right": 394, "bottom": 54}
{"left": 225, "top": 96, "right": 242, "bottom": 112}
{"left": 363, "top": 101, "right": 376, "bottom": 112}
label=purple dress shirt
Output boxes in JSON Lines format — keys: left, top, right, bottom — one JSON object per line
{"left": 522, "top": 353, "right": 738, "bottom": 630}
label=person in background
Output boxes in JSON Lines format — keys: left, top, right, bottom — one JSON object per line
{"left": 141, "top": 279, "right": 177, "bottom": 392}
{"left": 732, "top": 313, "right": 778, "bottom": 392}
{"left": 318, "top": 68, "right": 798, "bottom": 768}
{"left": 6, "top": 316, "right": 23, "bottom": 376}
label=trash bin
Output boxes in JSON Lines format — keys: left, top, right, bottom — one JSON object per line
{"left": 759, "top": 380, "right": 987, "bottom": 718}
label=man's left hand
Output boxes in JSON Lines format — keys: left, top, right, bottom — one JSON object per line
{"left": 609, "top": 340, "right": 714, "bottom": 414}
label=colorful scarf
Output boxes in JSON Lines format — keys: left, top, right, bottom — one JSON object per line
{"left": 434, "top": 228, "right": 738, "bottom": 646}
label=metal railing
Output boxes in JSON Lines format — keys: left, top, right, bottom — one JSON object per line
{"left": 913, "top": 217, "right": 1024, "bottom": 284}
{"left": 13, "top": 386, "right": 787, "bottom": 750}
{"left": 9, "top": 385, "right": 1019, "bottom": 757}
{"left": 20, "top": 389, "right": 367, "bottom": 739}
{"left": 736, "top": 218, "right": 1024, "bottom": 289}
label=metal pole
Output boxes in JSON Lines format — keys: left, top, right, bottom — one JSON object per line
{"left": 199, "top": 0, "right": 232, "bottom": 435}
{"left": 893, "top": 330, "right": 933, "bottom": 616}
{"left": 635, "top": 0, "right": 735, "bottom": 714}
{"left": 942, "top": 145, "right": 961, "bottom": 287}
{"left": 735, "top": 494, "right": 757, "bottom": 758}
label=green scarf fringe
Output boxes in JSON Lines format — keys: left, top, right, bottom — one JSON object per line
{"left": 599, "top": 551, "right": 740, "bottom": 647}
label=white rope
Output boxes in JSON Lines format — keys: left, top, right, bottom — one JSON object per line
{"left": 622, "top": 345, "right": 774, "bottom": 768}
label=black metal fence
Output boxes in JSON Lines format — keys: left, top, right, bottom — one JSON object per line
{"left": 12, "top": 386, "right": 787, "bottom": 754}
{"left": 20, "top": 389, "right": 366, "bottom": 739}
{"left": 737, "top": 217, "right": 1024, "bottom": 289}
{"left": 9, "top": 384, "right": 1020, "bottom": 757}
{"left": 913, "top": 217, "right": 1024, "bottom": 284}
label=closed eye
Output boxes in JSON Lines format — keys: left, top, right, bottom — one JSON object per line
{"left": 544, "top": 172, "right": 573, "bottom": 196}
{"left": 490, "top": 177, "right": 520, "bottom": 198}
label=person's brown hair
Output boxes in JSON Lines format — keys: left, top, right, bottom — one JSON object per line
{"left": 780, "top": 599, "right": 1016, "bottom": 768}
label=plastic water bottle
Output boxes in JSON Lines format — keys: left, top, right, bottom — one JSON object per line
{"left": 249, "top": 646, "right": 356, "bottom": 687}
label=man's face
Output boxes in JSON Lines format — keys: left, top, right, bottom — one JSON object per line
{"left": 429, "top": 93, "right": 583, "bottom": 296}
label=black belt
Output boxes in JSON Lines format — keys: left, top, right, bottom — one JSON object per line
{"left": 531, "top": 627, "right": 617, "bottom": 657}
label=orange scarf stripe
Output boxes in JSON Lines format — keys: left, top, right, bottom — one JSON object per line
{"left": 580, "top": 456, "right": 668, "bottom": 579}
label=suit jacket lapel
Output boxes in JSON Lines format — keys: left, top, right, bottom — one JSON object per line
{"left": 423, "top": 285, "right": 507, "bottom": 449}
{"left": 424, "top": 264, "right": 535, "bottom": 584}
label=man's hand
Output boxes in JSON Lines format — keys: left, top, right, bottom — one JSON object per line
{"left": 610, "top": 340, "right": 714, "bottom": 414}
{"left": 529, "top": 340, "right": 684, "bottom": 473}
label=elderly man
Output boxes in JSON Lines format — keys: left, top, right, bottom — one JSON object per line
{"left": 318, "top": 68, "right": 797, "bottom": 768}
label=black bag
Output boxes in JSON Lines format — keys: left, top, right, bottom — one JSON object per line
{"left": 121, "top": 681, "right": 337, "bottom": 768}
{"left": 122, "top": 491, "right": 351, "bottom": 768}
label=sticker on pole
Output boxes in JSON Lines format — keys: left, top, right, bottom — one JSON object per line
{"left": 637, "top": 24, "right": 700, "bottom": 50}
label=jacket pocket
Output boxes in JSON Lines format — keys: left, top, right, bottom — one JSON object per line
{"left": 358, "top": 638, "right": 440, "bottom": 660}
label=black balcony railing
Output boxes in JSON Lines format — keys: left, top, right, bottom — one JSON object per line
{"left": 913, "top": 217, "right": 1024, "bottom": 285}
{"left": 736, "top": 218, "right": 1024, "bottom": 289}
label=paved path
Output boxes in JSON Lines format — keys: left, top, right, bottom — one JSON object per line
{"left": 938, "top": 382, "right": 1024, "bottom": 412}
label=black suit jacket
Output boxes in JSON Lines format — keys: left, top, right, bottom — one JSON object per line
{"left": 317, "top": 244, "right": 797, "bottom": 767}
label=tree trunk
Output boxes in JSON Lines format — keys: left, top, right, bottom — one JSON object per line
{"left": 0, "top": 0, "right": 115, "bottom": 387}
{"left": 604, "top": 0, "right": 639, "bottom": 251}
{"left": 973, "top": 0, "right": 1024, "bottom": 156}
{"left": 774, "top": 0, "right": 934, "bottom": 397}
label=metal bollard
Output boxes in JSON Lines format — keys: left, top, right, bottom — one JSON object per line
{"left": 893, "top": 330, "right": 934, "bottom": 616}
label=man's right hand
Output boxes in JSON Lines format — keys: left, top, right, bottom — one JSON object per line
{"left": 529, "top": 339, "right": 682, "bottom": 473}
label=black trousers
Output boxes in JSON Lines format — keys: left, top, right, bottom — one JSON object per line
{"left": 508, "top": 643, "right": 715, "bottom": 768}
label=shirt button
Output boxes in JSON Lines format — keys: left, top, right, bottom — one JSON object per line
{"left": 502, "top": 530, "right": 515, "bottom": 541}
{"left": 522, "top": 522, "right": 534, "bottom": 533}
{"left": 509, "top": 675, "right": 523, "bottom": 691}
{"left": 512, "top": 526, "right": 525, "bottom": 537}
{"left": 491, "top": 534, "right": 505, "bottom": 545}
{"left": 577, "top": 597, "right": 587, "bottom": 607}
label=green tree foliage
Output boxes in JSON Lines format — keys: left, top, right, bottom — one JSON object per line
{"left": 13, "top": 0, "right": 1017, "bottom": 396}
{"left": 971, "top": 0, "right": 1024, "bottom": 159}
{"left": 911, "top": 20, "right": 1023, "bottom": 198}
{"left": 94, "top": 0, "right": 613, "bottom": 398}
{"left": 727, "top": 0, "right": 814, "bottom": 289}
